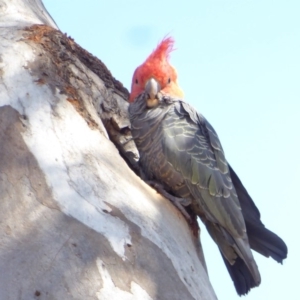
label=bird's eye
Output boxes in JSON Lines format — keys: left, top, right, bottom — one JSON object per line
{"left": 135, "top": 79, "right": 138, "bottom": 84}
{"left": 168, "top": 78, "right": 171, "bottom": 84}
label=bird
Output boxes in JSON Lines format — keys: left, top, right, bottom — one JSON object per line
{"left": 128, "top": 37, "right": 287, "bottom": 296}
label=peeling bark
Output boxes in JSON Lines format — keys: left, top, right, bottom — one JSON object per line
{"left": 0, "top": 0, "right": 217, "bottom": 299}
{"left": 24, "top": 24, "right": 140, "bottom": 173}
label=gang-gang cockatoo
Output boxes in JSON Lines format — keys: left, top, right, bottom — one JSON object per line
{"left": 128, "top": 37, "right": 287, "bottom": 296}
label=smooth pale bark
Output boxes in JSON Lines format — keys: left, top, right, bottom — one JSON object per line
{"left": 0, "top": 0, "right": 217, "bottom": 299}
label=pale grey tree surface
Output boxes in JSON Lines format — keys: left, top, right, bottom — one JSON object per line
{"left": 0, "top": 0, "right": 217, "bottom": 299}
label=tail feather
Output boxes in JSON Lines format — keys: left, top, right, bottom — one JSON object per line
{"left": 221, "top": 253, "right": 259, "bottom": 296}
{"left": 204, "top": 221, "right": 261, "bottom": 295}
{"left": 247, "top": 223, "right": 287, "bottom": 263}
{"left": 229, "top": 164, "right": 288, "bottom": 262}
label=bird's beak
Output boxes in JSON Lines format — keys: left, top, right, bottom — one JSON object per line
{"left": 145, "top": 78, "right": 161, "bottom": 108}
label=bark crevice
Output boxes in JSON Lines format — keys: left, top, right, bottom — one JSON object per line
{"left": 23, "top": 24, "right": 140, "bottom": 174}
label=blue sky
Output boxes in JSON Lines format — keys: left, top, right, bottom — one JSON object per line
{"left": 43, "top": 1, "right": 299, "bottom": 299}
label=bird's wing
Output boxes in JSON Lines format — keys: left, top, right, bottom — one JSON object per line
{"left": 161, "top": 100, "right": 246, "bottom": 238}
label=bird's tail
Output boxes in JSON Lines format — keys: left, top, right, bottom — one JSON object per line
{"left": 205, "top": 222, "right": 261, "bottom": 296}
{"left": 221, "top": 253, "right": 258, "bottom": 296}
{"left": 228, "top": 164, "right": 288, "bottom": 263}
{"left": 247, "top": 223, "right": 287, "bottom": 263}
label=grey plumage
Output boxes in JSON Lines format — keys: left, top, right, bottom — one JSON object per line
{"left": 129, "top": 92, "right": 287, "bottom": 295}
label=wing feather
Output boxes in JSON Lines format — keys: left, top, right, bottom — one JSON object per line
{"left": 162, "top": 100, "right": 245, "bottom": 236}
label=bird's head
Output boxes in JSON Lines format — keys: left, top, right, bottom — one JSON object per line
{"left": 129, "top": 37, "right": 184, "bottom": 107}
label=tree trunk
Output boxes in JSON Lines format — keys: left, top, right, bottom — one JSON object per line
{"left": 0, "top": 0, "right": 217, "bottom": 299}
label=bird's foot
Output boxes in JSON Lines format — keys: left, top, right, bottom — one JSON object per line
{"left": 147, "top": 181, "right": 192, "bottom": 221}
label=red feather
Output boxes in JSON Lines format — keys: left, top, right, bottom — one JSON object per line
{"left": 147, "top": 36, "right": 175, "bottom": 62}
{"left": 129, "top": 36, "right": 183, "bottom": 102}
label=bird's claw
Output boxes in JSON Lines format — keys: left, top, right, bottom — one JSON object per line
{"left": 147, "top": 180, "right": 192, "bottom": 222}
